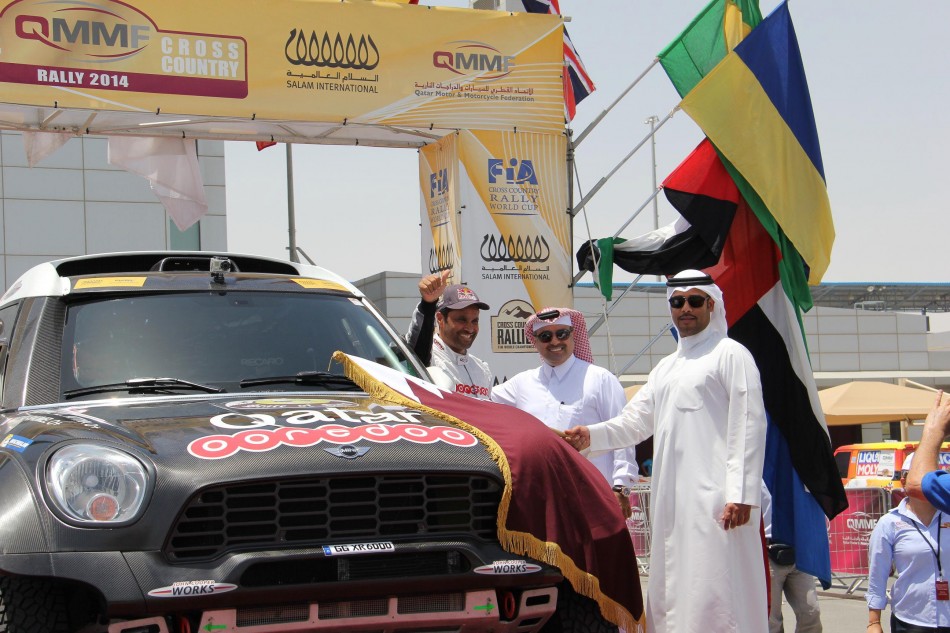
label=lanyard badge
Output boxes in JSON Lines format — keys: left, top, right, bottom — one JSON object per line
{"left": 911, "top": 512, "right": 948, "bottom": 600}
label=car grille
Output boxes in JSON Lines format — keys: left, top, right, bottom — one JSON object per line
{"left": 165, "top": 474, "right": 501, "bottom": 562}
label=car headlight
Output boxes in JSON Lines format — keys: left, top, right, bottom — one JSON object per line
{"left": 46, "top": 444, "right": 149, "bottom": 524}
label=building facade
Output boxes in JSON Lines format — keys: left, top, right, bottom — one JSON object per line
{"left": 355, "top": 271, "right": 950, "bottom": 448}
{"left": 0, "top": 131, "right": 227, "bottom": 288}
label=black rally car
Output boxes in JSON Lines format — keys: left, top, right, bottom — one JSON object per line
{"left": 0, "top": 252, "right": 604, "bottom": 633}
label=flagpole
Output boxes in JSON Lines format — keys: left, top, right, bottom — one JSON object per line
{"left": 570, "top": 107, "right": 676, "bottom": 218}
{"left": 569, "top": 187, "right": 662, "bottom": 287}
{"left": 615, "top": 322, "right": 675, "bottom": 376}
{"left": 573, "top": 58, "right": 659, "bottom": 148}
{"left": 286, "top": 143, "right": 299, "bottom": 263}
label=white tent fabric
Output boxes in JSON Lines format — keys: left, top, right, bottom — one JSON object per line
{"left": 818, "top": 380, "right": 948, "bottom": 426}
{"left": 107, "top": 136, "right": 208, "bottom": 231}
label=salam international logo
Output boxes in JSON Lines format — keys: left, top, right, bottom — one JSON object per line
{"left": 428, "top": 244, "right": 455, "bottom": 274}
{"left": 284, "top": 29, "right": 380, "bottom": 69}
{"left": 480, "top": 233, "right": 549, "bottom": 263}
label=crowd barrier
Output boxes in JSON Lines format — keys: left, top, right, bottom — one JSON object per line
{"left": 626, "top": 484, "right": 652, "bottom": 576}
{"left": 626, "top": 484, "right": 897, "bottom": 589}
{"left": 827, "top": 486, "right": 892, "bottom": 593}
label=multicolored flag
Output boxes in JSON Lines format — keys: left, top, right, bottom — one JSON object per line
{"left": 658, "top": 0, "right": 762, "bottom": 99}
{"left": 518, "top": 0, "right": 595, "bottom": 120}
{"left": 332, "top": 351, "right": 644, "bottom": 631}
{"left": 680, "top": 1, "right": 834, "bottom": 284}
{"left": 576, "top": 0, "right": 846, "bottom": 587}
{"left": 576, "top": 139, "right": 740, "bottom": 300}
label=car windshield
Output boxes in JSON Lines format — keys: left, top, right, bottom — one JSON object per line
{"left": 60, "top": 291, "right": 420, "bottom": 397}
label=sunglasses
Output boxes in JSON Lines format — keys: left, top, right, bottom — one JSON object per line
{"left": 536, "top": 327, "right": 573, "bottom": 343}
{"left": 668, "top": 295, "right": 708, "bottom": 309}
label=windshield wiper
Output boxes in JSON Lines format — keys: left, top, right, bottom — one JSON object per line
{"left": 239, "top": 370, "right": 361, "bottom": 390}
{"left": 63, "top": 377, "right": 226, "bottom": 399}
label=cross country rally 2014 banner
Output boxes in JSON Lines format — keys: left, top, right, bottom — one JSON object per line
{"left": 0, "top": 0, "right": 565, "bottom": 134}
{"left": 420, "top": 129, "right": 572, "bottom": 381}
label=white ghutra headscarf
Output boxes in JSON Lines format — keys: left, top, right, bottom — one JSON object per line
{"left": 666, "top": 269, "right": 728, "bottom": 340}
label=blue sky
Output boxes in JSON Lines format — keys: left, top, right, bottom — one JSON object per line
{"left": 226, "top": 0, "right": 949, "bottom": 284}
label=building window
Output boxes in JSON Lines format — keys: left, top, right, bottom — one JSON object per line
{"left": 169, "top": 220, "right": 200, "bottom": 250}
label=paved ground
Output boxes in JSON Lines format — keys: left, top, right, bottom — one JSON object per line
{"left": 804, "top": 588, "right": 870, "bottom": 632}
{"left": 637, "top": 578, "right": 873, "bottom": 632}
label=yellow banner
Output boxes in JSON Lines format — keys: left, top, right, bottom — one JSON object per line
{"left": 0, "top": 0, "right": 565, "bottom": 134}
{"left": 458, "top": 129, "right": 571, "bottom": 311}
{"left": 419, "top": 133, "right": 461, "bottom": 281}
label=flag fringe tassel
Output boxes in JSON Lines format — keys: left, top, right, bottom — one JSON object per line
{"left": 332, "top": 351, "right": 644, "bottom": 633}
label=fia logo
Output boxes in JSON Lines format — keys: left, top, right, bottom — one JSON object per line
{"left": 430, "top": 167, "right": 449, "bottom": 198}
{"left": 488, "top": 158, "right": 538, "bottom": 185}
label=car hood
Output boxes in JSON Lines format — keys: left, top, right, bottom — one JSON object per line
{"left": 2, "top": 392, "right": 500, "bottom": 482}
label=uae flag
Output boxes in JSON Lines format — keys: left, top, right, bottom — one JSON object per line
{"left": 576, "top": 139, "right": 737, "bottom": 299}
{"left": 575, "top": 138, "right": 847, "bottom": 586}
{"left": 332, "top": 352, "right": 644, "bottom": 631}
{"left": 710, "top": 200, "right": 846, "bottom": 587}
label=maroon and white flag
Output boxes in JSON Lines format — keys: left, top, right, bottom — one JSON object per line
{"left": 333, "top": 352, "right": 644, "bottom": 631}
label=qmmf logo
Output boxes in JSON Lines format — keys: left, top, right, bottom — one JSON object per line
{"left": 433, "top": 41, "right": 514, "bottom": 80}
{"left": 488, "top": 158, "right": 538, "bottom": 185}
{"left": 430, "top": 167, "right": 449, "bottom": 198}
{"left": 9, "top": 0, "right": 153, "bottom": 61}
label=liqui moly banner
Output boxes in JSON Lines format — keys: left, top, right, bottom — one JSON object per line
{"left": 419, "top": 129, "right": 571, "bottom": 382}
{"left": 0, "top": 0, "right": 564, "bottom": 133}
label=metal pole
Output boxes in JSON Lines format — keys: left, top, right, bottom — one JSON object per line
{"left": 645, "top": 115, "right": 659, "bottom": 232}
{"left": 586, "top": 274, "right": 644, "bottom": 334}
{"left": 574, "top": 58, "right": 660, "bottom": 148}
{"left": 645, "top": 114, "right": 660, "bottom": 281}
{"left": 570, "top": 107, "right": 676, "bottom": 218}
{"left": 566, "top": 129, "right": 575, "bottom": 284}
{"left": 570, "top": 187, "right": 661, "bottom": 286}
{"left": 617, "top": 323, "right": 674, "bottom": 377}
{"left": 286, "top": 143, "right": 299, "bottom": 263}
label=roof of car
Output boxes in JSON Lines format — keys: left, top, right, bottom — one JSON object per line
{"left": 0, "top": 251, "right": 363, "bottom": 306}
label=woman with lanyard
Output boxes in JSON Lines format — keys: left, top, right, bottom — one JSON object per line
{"left": 868, "top": 452, "right": 950, "bottom": 632}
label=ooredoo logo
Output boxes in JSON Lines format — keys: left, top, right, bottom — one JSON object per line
{"left": 188, "top": 423, "right": 479, "bottom": 460}
{"left": 433, "top": 41, "right": 514, "bottom": 79}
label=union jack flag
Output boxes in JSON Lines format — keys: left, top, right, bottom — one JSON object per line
{"left": 520, "top": 0, "right": 595, "bottom": 120}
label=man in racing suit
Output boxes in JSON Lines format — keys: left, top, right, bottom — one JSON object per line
{"left": 405, "top": 272, "right": 493, "bottom": 399}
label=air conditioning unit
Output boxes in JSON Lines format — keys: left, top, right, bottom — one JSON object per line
{"left": 471, "top": 0, "right": 509, "bottom": 10}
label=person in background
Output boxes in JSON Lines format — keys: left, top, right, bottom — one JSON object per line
{"left": 907, "top": 391, "right": 950, "bottom": 513}
{"left": 763, "top": 482, "right": 822, "bottom": 633}
{"left": 563, "top": 269, "right": 768, "bottom": 633}
{"left": 404, "top": 271, "right": 493, "bottom": 399}
{"left": 868, "top": 450, "right": 950, "bottom": 632}
{"left": 491, "top": 308, "right": 638, "bottom": 517}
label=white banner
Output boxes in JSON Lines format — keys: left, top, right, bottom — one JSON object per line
{"left": 418, "top": 130, "right": 571, "bottom": 382}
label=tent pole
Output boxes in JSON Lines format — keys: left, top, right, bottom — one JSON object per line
{"left": 286, "top": 143, "right": 299, "bottom": 263}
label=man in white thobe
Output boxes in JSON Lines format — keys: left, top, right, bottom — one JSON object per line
{"left": 491, "top": 307, "right": 639, "bottom": 515}
{"left": 564, "top": 269, "right": 768, "bottom": 633}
